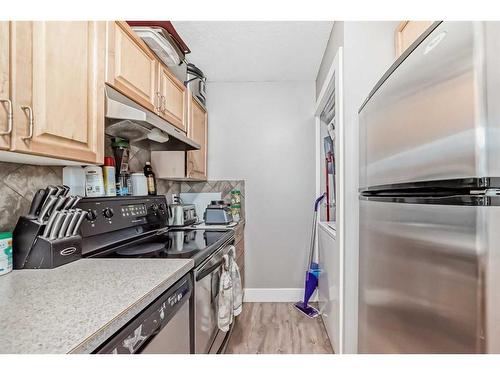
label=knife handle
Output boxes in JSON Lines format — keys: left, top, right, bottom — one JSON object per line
{"left": 58, "top": 210, "right": 75, "bottom": 238}
{"left": 72, "top": 211, "right": 88, "bottom": 236}
{"left": 61, "top": 185, "right": 70, "bottom": 196}
{"left": 62, "top": 196, "right": 76, "bottom": 210}
{"left": 51, "top": 195, "right": 67, "bottom": 215}
{"left": 70, "top": 196, "right": 82, "bottom": 209}
{"left": 26, "top": 189, "right": 46, "bottom": 219}
{"left": 66, "top": 209, "right": 82, "bottom": 237}
{"left": 42, "top": 209, "right": 59, "bottom": 238}
{"left": 41, "top": 185, "right": 57, "bottom": 208}
{"left": 54, "top": 185, "right": 65, "bottom": 197}
{"left": 37, "top": 195, "right": 57, "bottom": 223}
{"left": 49, "top": 211, "right": 66, "bottom": 240}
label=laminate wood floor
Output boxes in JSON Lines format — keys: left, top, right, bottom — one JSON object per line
{"left": 225, "top": 303, "right": 334, "bottom": 354}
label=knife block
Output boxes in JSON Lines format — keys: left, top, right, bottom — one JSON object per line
{"left": 13, "top": 216, "right": 82, "bottom": 269}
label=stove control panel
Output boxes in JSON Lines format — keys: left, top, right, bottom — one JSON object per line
{"left": 121, "top": 203, "right": 147, "bottom": 217}
{"left": 76, "top": 195, "right": 169, "bottom": 238}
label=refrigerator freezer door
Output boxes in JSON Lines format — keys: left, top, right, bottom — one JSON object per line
{"left": 358, "top": 199, "right": 486, "bottom": 353}
{"left": 359, "top": 22, "right": 500, "bottom": 190}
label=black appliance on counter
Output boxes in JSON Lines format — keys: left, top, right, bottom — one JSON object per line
{"left": 74, "top": 195, "right": 235, "bottom": 354}
{"left": 204, "top": 200, "right": 233, "bottom": 225}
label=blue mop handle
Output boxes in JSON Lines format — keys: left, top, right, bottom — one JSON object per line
{"left": 314, "top": 193, "right": 326, "bottom": 212}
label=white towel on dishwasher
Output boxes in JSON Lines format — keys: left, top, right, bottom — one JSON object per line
{"left": 218, "top": 254, "right": 233, "bottom": 332}
{"left": 228, "top": 246, "right": 243, "bottom": 316}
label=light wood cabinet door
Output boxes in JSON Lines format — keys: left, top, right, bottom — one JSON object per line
{"left": 187, "top": 95, "right": 207, "bottom": 180}
{"left": 10, "top": 21, "right": 105, "bottom": 164}
{"left": 395, "top": 21, "right": 434, "bottom": 57}
{"left": 157, "top": 64, "right": 187, "bottom": 132}
{"left": 0, "top": 22, "right": 11, "bottom": 150}
{"left": 107, "top": 21, "right": 158, "bottom": 113}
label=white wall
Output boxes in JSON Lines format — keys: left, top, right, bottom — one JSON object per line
{"left": 207, "top": 81, "right": 316, "bottom": 289}
{"left": 315, "top": 21, "right": 399, "bottom": 353}
{"left": 342, "top": 21, "right": 399, "bottom": 354}
{"left": 316, "top": 21, "right": 344, "bottom": 99}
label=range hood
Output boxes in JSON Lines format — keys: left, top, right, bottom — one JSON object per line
{"left": 104, "top": 85, "right": 200, "bottom": 151}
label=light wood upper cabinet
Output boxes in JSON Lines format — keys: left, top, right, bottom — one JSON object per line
{"left": 107, "top": 21, "right": 158, "bottom": 113}
{"left": 187, "top": 95, "right": 208, "bottom": 180}
{"left": 0, "top": 22, "right": 11, "bottom": 150}
{"left": 395, "top": 21, "right": 434, "bottom": 57}
{"left": 10, "top": 21, "right": 105, "bottom": 164}
{"left": 157, "top": 64, "right": 187, "bottom": 132}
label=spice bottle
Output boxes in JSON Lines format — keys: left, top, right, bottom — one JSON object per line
{"left": 143, "top": 162, "right": 157, "bottom": 195}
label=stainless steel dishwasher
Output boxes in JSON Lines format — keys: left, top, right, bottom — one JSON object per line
{"left": 96, "top": 274, "right": 192, "bottom": 354}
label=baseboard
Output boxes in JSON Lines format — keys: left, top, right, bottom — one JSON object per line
{"left": 243, "top": 288, "right": 318, "bottom": 303}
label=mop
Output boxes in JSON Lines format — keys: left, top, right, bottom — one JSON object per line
{"left": 293, "top": 193, "right": 326, "bottom": 318}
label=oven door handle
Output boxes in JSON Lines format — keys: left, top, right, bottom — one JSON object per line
{"left": 196, "top": 259, "right": 224, "bottom": 281}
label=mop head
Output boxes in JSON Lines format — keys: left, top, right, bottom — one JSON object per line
{"left": 293, "top": 264, "right": 320, "bottom": 318}
{"left": 293, "top": 301, "right": 320, "bottom": 318}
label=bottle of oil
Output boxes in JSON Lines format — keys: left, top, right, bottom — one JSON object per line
{"left": 144, "top": 162, "right": 157, "bottom": 195}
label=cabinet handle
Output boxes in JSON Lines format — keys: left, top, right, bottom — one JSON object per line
{"left": 0, "top": 98, "right": 13, "bottom": 136}
{"left": 155, "top": 92, "right": 161, "bottom": 113}
{"left": 20, "top": 105, "right": 34, "bottom": 141}
{"left": 161, "top": 95, "right": 166, "bottom": 113}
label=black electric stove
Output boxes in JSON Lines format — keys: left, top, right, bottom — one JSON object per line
{"left": 76, "top": 195, "right": 234, "bottom": 267}
{"left": 95, "top": 228, "right": 234, "bottom": 266}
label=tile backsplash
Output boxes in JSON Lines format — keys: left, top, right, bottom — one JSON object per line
{"left": 0, "top": 158, "right": 245, "bottom": 231}
{"left": 0, "top": 162, "right": 63, "bottom": 232}
{"left": 158, "top": 179, "right": 246, "bottom": 218}
{"left": 182, "top": 180, "right": 245, "bottom": 203}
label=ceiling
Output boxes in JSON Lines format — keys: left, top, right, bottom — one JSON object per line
{"left": 172, "top": 21, "right": 333, "bottom": 82}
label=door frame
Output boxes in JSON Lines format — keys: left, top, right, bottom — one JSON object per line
{"left": 314, "top": 47, "right": 343, "bottom": 354}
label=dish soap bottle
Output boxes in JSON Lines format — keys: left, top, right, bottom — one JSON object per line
{"left": 144, "top": 162, "right": 157, "bottom": 196}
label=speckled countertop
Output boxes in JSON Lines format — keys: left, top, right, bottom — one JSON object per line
{"left": 0, "top": 258, "right": 194, "bottom": 354}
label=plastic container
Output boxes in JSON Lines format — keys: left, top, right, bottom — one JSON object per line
{"left": 130, "top": 173, "right": 148, "bottom": 196}
{"left": 116, "top": 173, "right": 131, "bottom": 196}
{"left": 144, "top": 162, "right": 157, "bottom": 195}
{"left": 62, "top": 166, "right": 86, "bottom": 196}
{"left": 0, "top": 232, "right": 13, "bottom": 276}
{"left": 103, "top": 156, "right": 117, "bottom": 197}
{"left": 84, "top": 165, "right": 105, "bottom": 197}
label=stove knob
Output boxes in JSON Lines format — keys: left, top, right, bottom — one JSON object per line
{"left": 86, "top": 209, "right": 97, "bottom": 221}
{"left": 151, "top": 203, "right": 159, "bottom": 212}
{"left": 159, "top": 203, "right": 166, "bottom": 211}
{"left": 103, "top": 208, "right": 114, "bottom": 218}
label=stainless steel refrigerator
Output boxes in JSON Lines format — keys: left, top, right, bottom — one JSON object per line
{"left": 358, "top": 21, "right": 500, "bottom": 353}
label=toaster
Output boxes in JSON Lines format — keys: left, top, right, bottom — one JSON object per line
{"left": 168, "top": 204, "right": 197, "bottom": 227}
{"left": 204, "top": 201, "right": 233, "bottom": 225}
